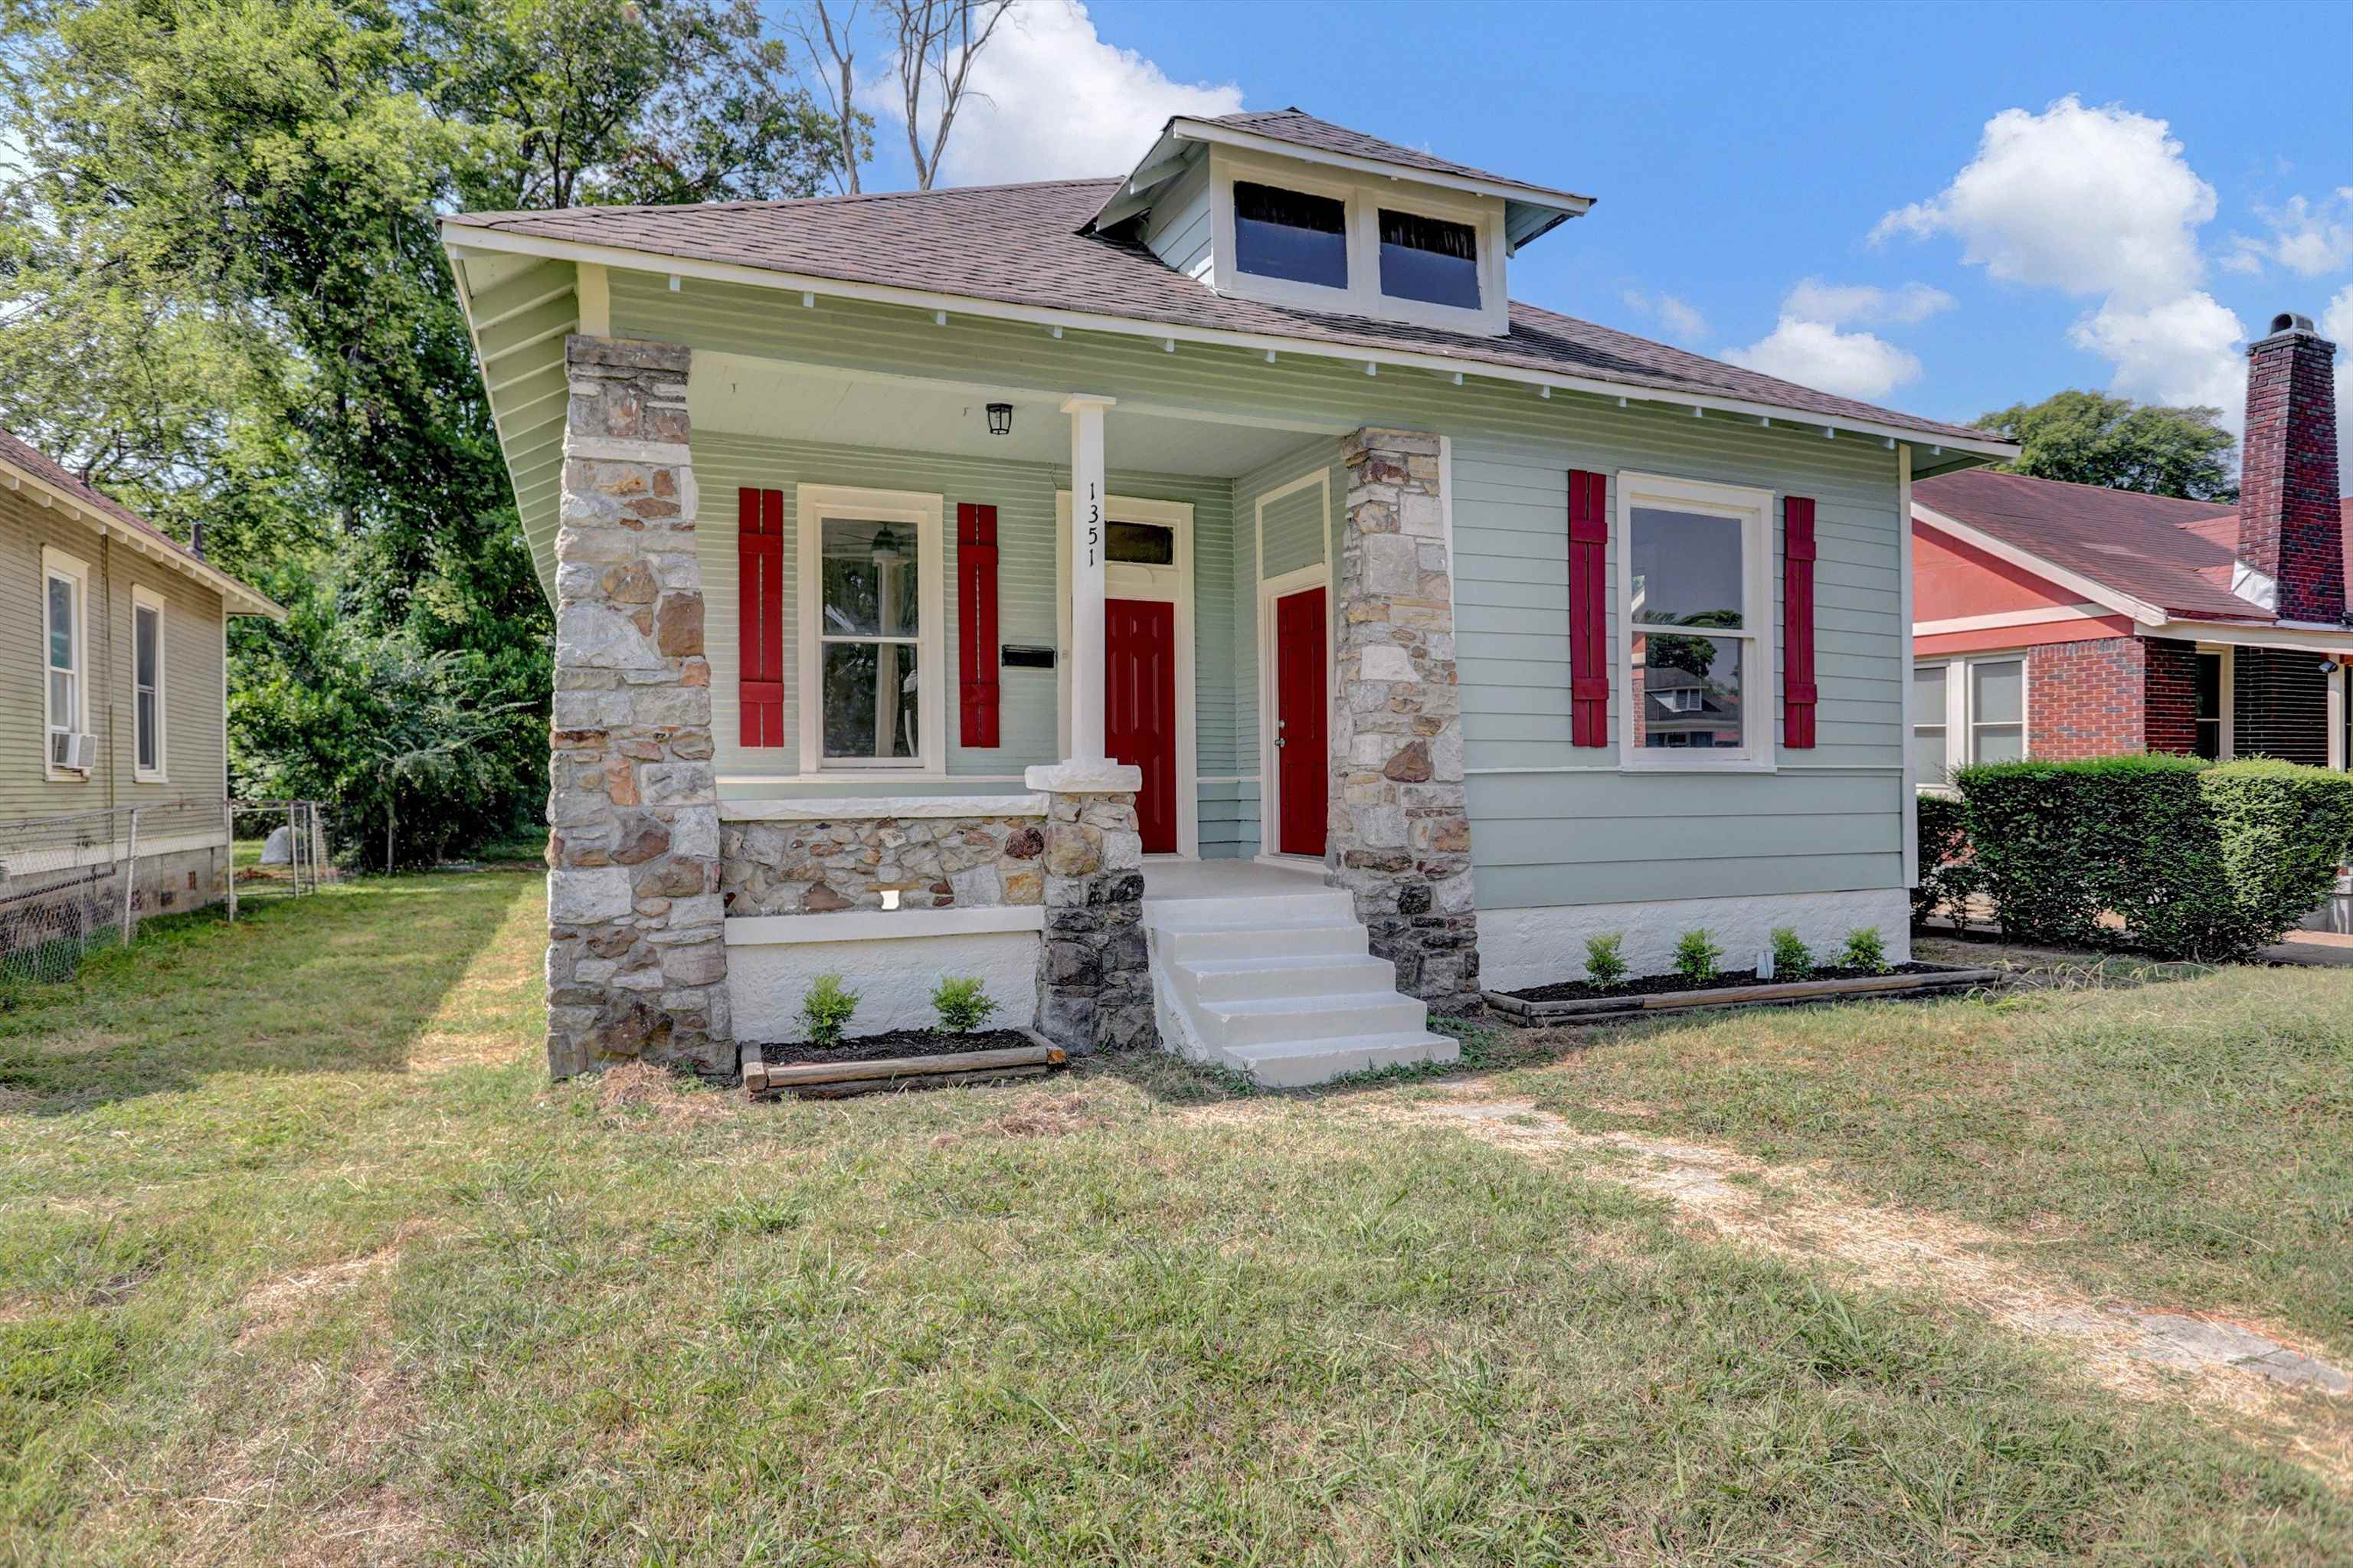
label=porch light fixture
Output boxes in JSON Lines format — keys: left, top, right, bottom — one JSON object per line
{"left": 986, "top": 402, "right": 1013, "bottom": 437}
{"left": 869, "top": 525, "right": 908, "bottom": 566}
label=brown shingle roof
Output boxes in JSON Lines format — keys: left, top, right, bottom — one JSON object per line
{"left": 1914, "top": 467, "right": 2272, "bottom": 622}
{"left": 1199, "top": 108, "right": 1591, "bottom": 203}
{"left": 0, "top": 427, "right": 283, "bottom": 616}
{"left": 444, "top": 178, "right": 1994, "bottom": 447}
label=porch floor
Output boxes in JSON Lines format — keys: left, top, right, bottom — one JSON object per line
{"left": 1141, "top": 856, "right": 1325, "bottom": 903}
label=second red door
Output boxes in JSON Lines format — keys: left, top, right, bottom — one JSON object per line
{"left": 1275, "top": 587, "right": 1327, "bottom": 858}
{"left": 1105, "top": 598, "right": 1177, "bottom": 854}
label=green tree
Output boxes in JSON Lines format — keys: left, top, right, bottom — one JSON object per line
{"left": 1972, "top": 390, "right": 2238, "bottom": 501}
{"left": 0, "top": 0, "right": 854, "bottom": 866}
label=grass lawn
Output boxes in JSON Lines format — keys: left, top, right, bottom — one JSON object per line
{"left": 1492, "top": 939, "right": 2353, "bottom": 1370}
{"left": 1, "top": 869, "right": 2348, "bottom": 1563}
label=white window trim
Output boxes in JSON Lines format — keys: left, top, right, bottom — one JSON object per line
{"left": 1055, "top": 491, "right": 1199, "bottom": 858}
{"left": 1615, "top": 472, "right": 1775, "bottom": 771}
{"left": 1912, "top": 652, "right": 2029, "bottom": 789}
{"left": 132, "top": 584, "right": 168, "bottom": 783}
{"left": 2194, "top": 642, "right": 2237, "bottom": 763}
{"left": 1207, "top": 146, "right": 1509, "bottom": 336}
{"left": 794, "top": 483, "right": 947, "bottom": 776}
{"left": 41, "top": 546, "right": 90, "bottom": 781}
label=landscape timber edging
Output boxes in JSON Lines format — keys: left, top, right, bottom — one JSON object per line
{"left": 739, "top": 1027, "right": 1067, "bottom": 1098}
{"left": 1482, "top": 965, "right": 2003, "bottom": 1026}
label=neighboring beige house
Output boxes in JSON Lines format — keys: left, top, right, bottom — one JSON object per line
{"left": 0, "top": 428, "right": 283, "bottom": 925}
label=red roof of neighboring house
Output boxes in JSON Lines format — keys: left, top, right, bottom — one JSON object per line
{"left": 1912, "top": 467, "right": 2303, "bottom": 624}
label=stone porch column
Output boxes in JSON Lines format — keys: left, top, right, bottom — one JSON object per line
{"left": 1026, "top": 761, "right": 1151, "bottom": 1054}
{"left": 1327, "top": 427, "right": 1481, "bottom": 1014}
{"left": 544, "top": 336, "right": 729, "bottom": 1078}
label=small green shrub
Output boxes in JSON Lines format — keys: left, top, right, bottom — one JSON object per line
{"left": 930, "top": 975, "right": 999, "bottom": 1033}
{"left": 1582, "top": 933, "right": 1628, "bottom": 990}
{"left": 1769, "top": 926, "right": 1812, "bottom": 980}
{"left": 1671, "top": 928, "right": 1722, "bottom": 984}
{"left": 1841, "top": 927, "right": 1888, "bottom": 974}
{"left": 799, "top": 972, "right": 860, "bottom": 1047}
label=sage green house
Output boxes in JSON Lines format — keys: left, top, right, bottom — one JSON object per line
{"left": 445, "top": 109, "right": 2016, "bottom": 1085}
{"left": 0, "top": 428, "right": 283, "bottom": 924}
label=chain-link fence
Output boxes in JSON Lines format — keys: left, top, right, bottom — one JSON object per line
{"left": 0, "top": 807, "right": 139, "bottom": 987}
{"left": 228, "top": 800, "right": 340, "bottom": 908}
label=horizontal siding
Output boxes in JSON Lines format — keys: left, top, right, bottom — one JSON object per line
{"left": 692, "top": 432, "right": 1232, "bottom": 788}
{"left": 0, "top": 492, "right": 227, "bottom": 823}
{"left": 589, "top": 267, "right": 1917, "bottom": 908}
{"left": 1141, "top": 156, "right": 1215, "bottom": 282}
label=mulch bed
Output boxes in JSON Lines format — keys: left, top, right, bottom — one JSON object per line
{"left": 759, "top": 1027, "right": 1035, "bottom": 1066}
{"left": 1505, "top": 963, "right": 1946, "bottom": 1005}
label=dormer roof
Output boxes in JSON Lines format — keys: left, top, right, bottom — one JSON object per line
{"left": 1087, "top": 108, "right": 1595, "bottom": 254}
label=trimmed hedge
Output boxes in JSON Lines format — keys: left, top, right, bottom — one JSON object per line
{"left": 1910, "top": 791, "right": 1978, "bottom": 928}
{"left": 1947, "top": 755, "right": 2353, "bottom": 961}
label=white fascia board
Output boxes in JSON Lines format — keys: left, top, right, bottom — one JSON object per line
{"left": 440, "top": 224, "right": 2015, "bottom": 460}
{"left": 0, "top": 458, "right": 285, "bottom": 620}
{"left": 2155, "top": 620, "right": 2353, "bottom": 654}
{"left": 1164, "top": 119, "right": 1596, "bottom": 214}
{"left": 1910, "top": 505, "right": 2164, "bottom": 625}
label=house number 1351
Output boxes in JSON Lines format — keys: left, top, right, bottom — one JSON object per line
{"left": 1085, "top": 484, "right": 1100, "bottom": 567}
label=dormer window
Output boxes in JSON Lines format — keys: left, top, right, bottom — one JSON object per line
{"left": 1233, "top": 182, "right": 1347, "bottom": 290}
{"left": 1379, "top": 209, "right": 1479, "bottom": 309}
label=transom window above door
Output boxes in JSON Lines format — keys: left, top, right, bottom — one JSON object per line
{"left": 1618, "top": 475, "right": 1772, "bottom": 768}
{"left": 796, "top": 486, "right": 945, "bottom": 773}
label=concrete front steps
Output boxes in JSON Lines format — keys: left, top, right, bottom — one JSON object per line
{"left": 1143, "top": 887, "right": 1457, "bottom": 1088}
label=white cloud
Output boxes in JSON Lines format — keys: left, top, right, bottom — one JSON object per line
{"left": 2067, "top": 293, "right": 2247, "bottom": 424}
{"left": 888, "top": 0, "right": 1243, "bottom": 187}
{"left": 1621, "top": 288, "right": 1707, "bottom": 344}
{"left": 2320, "top": 286, "right": 2353, "bottom": 476}
{"left": 1872, "top": 96, "right": 2215, "bottom": 306}
{"left": 1724, "top": 317, "right": 1923, "bottom": 401}
{"left": 2224, "top": 189, "right": 2353, "bottom": 279}
{"left": 1782, "top": 278, "right": 1954, "bottom": 327}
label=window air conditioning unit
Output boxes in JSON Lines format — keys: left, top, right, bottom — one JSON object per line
{"left": 49, "top": 732, "right": 95, "bottom": 772}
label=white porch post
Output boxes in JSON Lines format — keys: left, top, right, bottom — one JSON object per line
{"left": 1062, "top": 394, "right": 1116, "bottom": 761}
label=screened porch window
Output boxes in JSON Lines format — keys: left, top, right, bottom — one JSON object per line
{"left": 1379, "top": 208, "right": 1480, "bottom": 309}
{"left": 1232, "top": 181, "right": 1347, "bottom": 290}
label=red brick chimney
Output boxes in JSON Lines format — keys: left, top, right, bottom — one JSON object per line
{"left": 2238, "top": 311, "right": 2347, "bottom": 624}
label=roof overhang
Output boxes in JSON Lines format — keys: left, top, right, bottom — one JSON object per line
{"left": 442, "top": 222, "right": 2015, "bottom": 460}
{"left": 1091, "top": 117, "right": 1598, "bottom": 257}
{"left": 0, "top": 456, "right": 284, "bottom": 619}
{"left": 2156, "top": 619, "right": 2353, "bottom": 654}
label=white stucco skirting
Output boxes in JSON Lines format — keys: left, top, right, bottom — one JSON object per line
{"left": 725, "top": 909, "right": 1042, "bottom": 1043}
{"left": 1479, "top": 888, "right": 1913, "bottom": 993}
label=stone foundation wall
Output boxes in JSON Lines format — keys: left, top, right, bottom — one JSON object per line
{"left": 720, "top": 814, "right": 1047, "bottom": 915}
{"left": 1327, "top": 427, "right": 1481, "bottom": 1014}
{"left": 1033, "top": 786, "right": 1152, "bottom": 1054}
{"left": 542, "top": 336, "right": 729, "bottom": 1078}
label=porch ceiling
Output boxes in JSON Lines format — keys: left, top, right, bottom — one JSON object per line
{"left": 689, "top": 352, "right": 1327, "bottom": 479}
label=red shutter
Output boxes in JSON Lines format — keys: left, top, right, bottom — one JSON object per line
{"left": 957, "top": 502, "right": 1000, "bottom": 748}
{"left": 1567, "top": 469, "right": 1610, "bottom": 747}
{"left": 738, "top": 487, "right": 784, "bottom": 748}
{"left": 1782, "top": 495, "right": 1818, "bottom": 750}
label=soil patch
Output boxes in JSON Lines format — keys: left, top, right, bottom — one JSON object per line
{"left": 1506, "top": 962, "right": 1945, "bottom": 1004}
{"left": 760, "top": 1026, "right": 1035, "bottom": 1066}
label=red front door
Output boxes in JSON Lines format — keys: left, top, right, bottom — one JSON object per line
{"left": 1275, "top": 587, "right": 1327, "bottom": 858}
{"left": 1105, "top": 598, "right": 1178, "bottom": 854}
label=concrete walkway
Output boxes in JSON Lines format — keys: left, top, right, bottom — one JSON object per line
{"left": 2264, "top": 929, "right": 2353, "bottom": 967}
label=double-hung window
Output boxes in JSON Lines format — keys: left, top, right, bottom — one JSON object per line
{"left": 133, "top": 586, "right": 166, "bottom": 781}
{"left": 1913, "top": 654, "right": 2026, "bottom": 787}
{"left": 1618, "top": 474, "right": 1772, "bottom": 767}
{"left": 42, "top": 548, "right": 89, "bottom": 777}
{"left": 795, "top": 486, "right": 945, "bottom": 773}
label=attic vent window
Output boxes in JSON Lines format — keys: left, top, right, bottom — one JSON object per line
{"left": 1233, "top": 181, "right": 1347, "bottom": 290}
{"left": 1379, "top": 209, "right": 1480, "bottom": 309}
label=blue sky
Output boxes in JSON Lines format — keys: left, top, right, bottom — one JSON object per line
{"left": 837, "top": 0, "right": 2353, "bottom": 453}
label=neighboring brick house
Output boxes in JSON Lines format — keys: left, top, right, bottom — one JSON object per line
{"left": 1910, "top": 311, "right": 2353, "bottom": 784}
